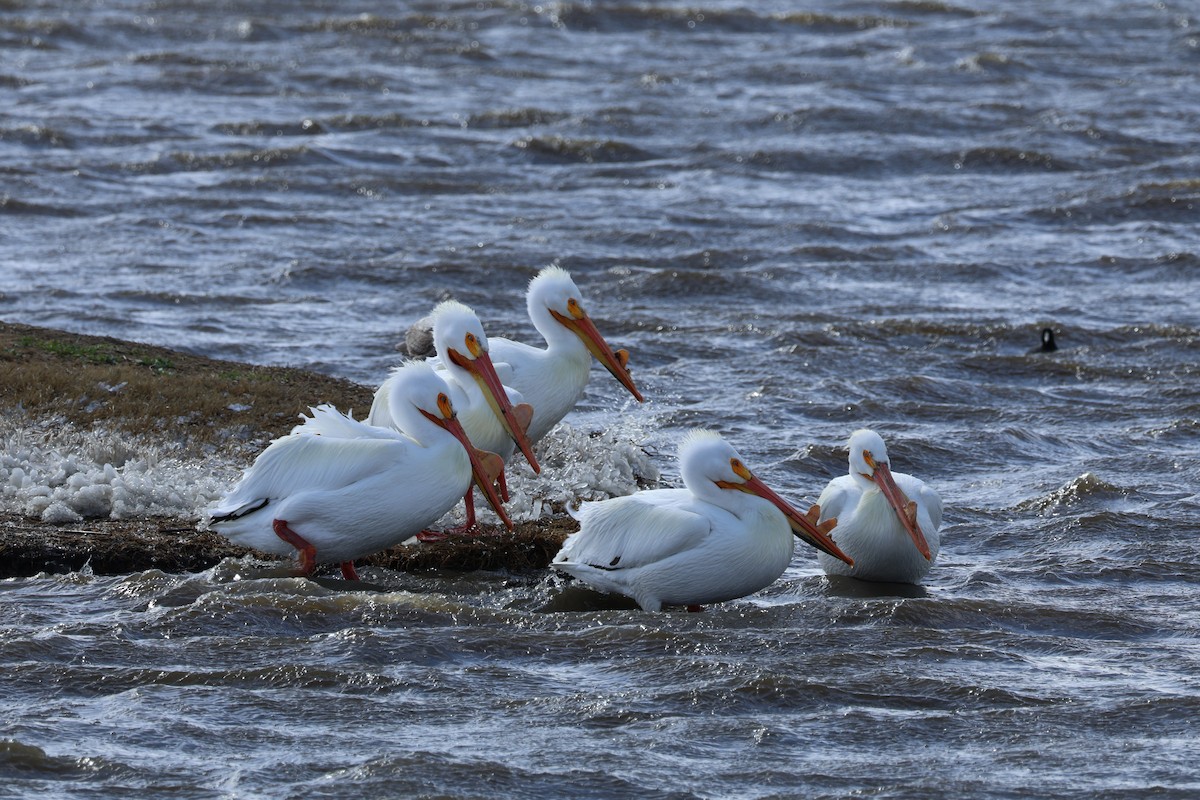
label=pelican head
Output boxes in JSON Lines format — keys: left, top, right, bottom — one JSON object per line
{"left": 389, "top": 361, "right": 513, "bottom": 530}
{"left": 847, "top": 428, "right": 930, "bottom": 560}
{"left": 680, "top": 430, "right": 852, "bottom": 565}
{"left": 431, "top": 300, "right": 540, "bottom": 474}
{"left": 527, "top": 266, "right": 644, "bottom": 402}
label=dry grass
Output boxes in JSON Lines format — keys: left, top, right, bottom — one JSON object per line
{"left": 0, "top": 321, "right": 574, "bottom": 578}
{"left": 0, "top": 321, "right": 374, "bottom": 451}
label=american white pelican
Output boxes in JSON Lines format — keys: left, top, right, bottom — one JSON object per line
{"left": 815, "top": 429, "right": 943, "bottom": 584}
{"left": 552, "top": 430, "right": 852, "bottom": 611}
{"left": 489, "top": 266, "right": 644, "bottom": 443}
{"left": 367, "top": 300, "right": 540, "bottom": 533}
{"left": 208, "top": 361, "right": 511, "bottom": 580}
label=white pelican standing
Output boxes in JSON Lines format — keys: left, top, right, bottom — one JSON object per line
{"left": 207, "top": 361, "right": 511, "bottom": 580}
{"left": 552, "top": 430, "right": 853, "bottom": 611}
{"left": 488, "top": 266, "right": 644, "bottom": 443}
{"left": 367, "top": 300, "right": 540, "bottom": 534}
{"left": 815, "top": 429, "right": 943, "bottom": 584}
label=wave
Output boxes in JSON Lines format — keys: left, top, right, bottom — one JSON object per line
{"left": 547, "top": 4, "right": 907, "bottom": 34}
{"left": 0, "top": 196, "right": 83, "bottom": 217}
{"left": 1030, "top": 179, "right": 1200, "bottom": 224}
{"left": 890, "top": 0, "right": 981, "bottom": 16}
{"left": 0, "top": 124, "right": 72, "bottom": 148}
{"left": 953, "top": 146, "right": 1079, "bottom": 172}
{"left": 0, "top": 738, "right": 133, "bottom": 781}
{"left": 512, "top": 135, "right": 655, "bottom": 164}
{"left": 3, "top": 17, "right": 90, "bottom": 47}
{"left": 116, "top": 144, "right": 338, "bottom": 176}
{"left": 467, "top": 108, "right": 569, "bottom": 129}
{"left": 1016, "top": 472, "right": 1127, "bottom": 514}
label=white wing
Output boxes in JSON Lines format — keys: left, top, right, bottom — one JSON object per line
{"left": 366, "top": 369, "right": 401, "bottom": 428}
{"left": 292, "top": 404, "right": 404, "bottom": 440}
{"left": 815, "top": 475, "right": 860, "bottom": 525}
{"left": 558, "top": 490, "right": 713, "bottom": 572}
{"left": 896, "top": 473, "right": 943, "bottom": 533}
{"left": 488, "top": 337, "right": 542, "bottom": 383}
{"left": 210, "top": 434, "right": 407, "bottom": 521}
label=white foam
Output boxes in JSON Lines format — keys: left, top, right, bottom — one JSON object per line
{"left": 506, "top": 419, "right": 661, "bottom": 519}
{"left": 0, "top": 416, "right": 240, "bottom": 523}
{"left": 0, "top": 413, "right": 661, "bottom": 528}
{"left": 417, "top": 418, "right": 662, "bottom": 529}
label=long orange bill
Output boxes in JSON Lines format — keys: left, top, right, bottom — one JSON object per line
{"left": 426, "top": 409, "right": 514, "bottom": 530}
{"left": 551, "top": 308, "right": 644, "bottom": 402}
{"left": 725, "top": 476, "right": 854, "bottom": 566}
{"left": 871, "top": 462, "right": 931, "bottom": 560}
{"left": 448, "top": 348, "right": 541, "bottom": 474}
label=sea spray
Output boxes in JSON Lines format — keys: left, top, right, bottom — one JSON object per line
{"left": 0, "top": 413, "right": 660, "bottom": 528}
{"left": 0, "top": 415, "right": 238, "bottom": 522}
{"left": 418, "top": 418, "right": 662, "bottom": 530}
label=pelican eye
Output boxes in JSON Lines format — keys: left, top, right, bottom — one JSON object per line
{"left": 730, "top": 458, "right": 752, "bottom": 481}
{"left": 437, "top": 392, "right": 455, "bottom": 419}
{"left": 464, "top": 332, "right": 483, "bottom": 358}
{"left": 862, "top": 450, "right": 876, "bottom": 470}
{"left": 567, "top": 297, "right": 585, "bottom": 320}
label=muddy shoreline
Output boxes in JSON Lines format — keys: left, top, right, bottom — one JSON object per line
{"left": 0, "top": 320, "right": 573, "bottom": 578}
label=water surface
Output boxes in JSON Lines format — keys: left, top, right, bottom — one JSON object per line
{"left": 3, "top": 0, "right": 1200, "bottom": 796}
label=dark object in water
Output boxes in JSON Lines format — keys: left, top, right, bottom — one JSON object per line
{"left": 1039, "top": 327, "right": 1058, "bottom": 352}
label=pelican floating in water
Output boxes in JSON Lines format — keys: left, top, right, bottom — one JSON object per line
{"left": 815, "top": 429, "right": 942, "bottom": 584}
{"left": 488, "top": 266, "right": 643, "bottom": 443}
{"left": 367, "top": 300, "right": 540, "bottom": 533}
{"left": 208, "top": 361, "right": 511, "bottom": 580}
{"left": 552, "top": 430, "right": 852, "bottom": 611}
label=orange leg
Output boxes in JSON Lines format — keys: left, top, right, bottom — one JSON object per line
{"left": 497, "top": 469, "right": 509, "bottom": 503}
{"left": 272, "top": 519, "right": 317, "bottom": 575}
{"left": 340, "top": 561, "right": 359, "bottom": 581}
{"left": 417, "top": 490, "right": 480, "bottom": 542}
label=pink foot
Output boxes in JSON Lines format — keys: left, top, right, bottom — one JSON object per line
{"left": 273, "top": 519, "right": 317, "bottom": 576}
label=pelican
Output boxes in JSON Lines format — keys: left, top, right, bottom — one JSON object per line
{"left": 488, "top": 266, "right": 644, "bottom": 443}
{"left": 552, "top": 429, "right": 852, "bottom": 611}
{"left": 367, "top": 300, "right": 540, "bottom": 534}
{"left": 207, "top": 361, "right": 511, "bottom": 580}
{"left": 815, "top": 429, "right": 943, "bottom": 584}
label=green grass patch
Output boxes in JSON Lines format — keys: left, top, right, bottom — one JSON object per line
{"left": 18, "top": 336, "right": 118, "bottom": 364}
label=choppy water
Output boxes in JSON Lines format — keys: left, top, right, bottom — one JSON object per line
{"left": 4, "top": 0, "right": 1200, "bottom": 796}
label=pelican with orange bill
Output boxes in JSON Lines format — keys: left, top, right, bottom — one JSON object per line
{"left": 813, "top": 428, "right": 943, "bottom": 584}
